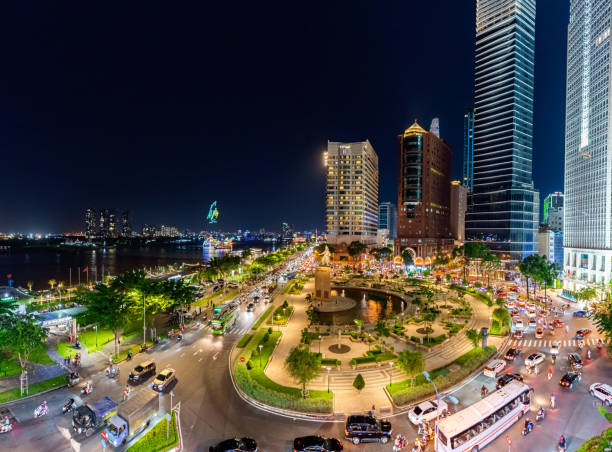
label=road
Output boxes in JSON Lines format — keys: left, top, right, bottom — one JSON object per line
{"left": 1, "top": 282, "right": 610, "bottom": 451}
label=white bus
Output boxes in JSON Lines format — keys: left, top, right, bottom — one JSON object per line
{"left": 436, "top": 380, "right": 531, "bottom": 452}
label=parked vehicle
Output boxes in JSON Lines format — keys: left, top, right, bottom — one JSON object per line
{"left": 72, "top": 396, "right": 118, "bottom": 437}
{"left": 209, "top": 437, "right": 258, "bottom": 452}
{"left": 344, "top": 415, "right": 392, "bottom": 444}
{"left": 483, "top": 359, "right": 506, "bottom": 378}
{"left": 128, "top": 361, "right": 156, "bottom": 385}
{"left": 104, "top": 390, "right": 159, "bottom": 447}
{"left": 590, "top": 383, "right": 612, "bottom": 406}
{"left": 408, "top": 399, "right": 448, "bottom": 425}
{"left": 152, "top": 368, "right": 176, "bottom": 392}
{"left": 293, "top": 435, "right": 343, "bottom": 451}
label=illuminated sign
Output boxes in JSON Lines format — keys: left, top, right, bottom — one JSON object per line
{"left": 207, "top": 201, "right": 219, "bottom": 224}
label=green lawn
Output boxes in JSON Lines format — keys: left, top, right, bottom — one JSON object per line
{"left": 234, "top": 329, "right": 333, "bottom": 413}
{"left": 78, "top": 328, "right": 116, "bottom": 353}
{"left": 28, "top": 345, "right": 55, "bottom": 365}
{"left": 0, "top": 352, "right": 21, "bottom": 377}
{"left": 268, "top": 304, "right": 294, "bottom": 326}
{"left": 236, "top": 333, "right": 254, "bottom": 348}
{"left": 0, "top": 375, "right": 66, "bottom": 404}
{"left": 127, "top": 411, "right": 178, "bottom": 452}
{"left": 56, "top": 340, "right": 77, "bottom": 359}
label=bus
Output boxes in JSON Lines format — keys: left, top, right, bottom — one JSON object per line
{"left": 436, "top": 380, "right": 531, "bottom": 452}
{"left": 211, "top": 302, "right": 240, "bottom": 334}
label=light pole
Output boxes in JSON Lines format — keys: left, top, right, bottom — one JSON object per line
{"left": 422, "top": 370, "right": 458, "bottom": 452}
{"left": 326, "top": 366, "right": 331, "bottom": 393}
{"left": 318, "top": 335, "right": 322, "bottom": 354}
{"left": 258, "top": 344, "right": 263, "bottom": 368}
{"left": 389, "top": 361, "right": 394, "bottom": 387}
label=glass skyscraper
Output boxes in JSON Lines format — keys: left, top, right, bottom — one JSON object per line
{"left": 466, "top": 0, "right": 539, "bottom": 261}
{"left": 564, "top": 1, "right": 612, "bottom": 288}
{"left": 463, "top": 109, "right": 475, "bottom": 192}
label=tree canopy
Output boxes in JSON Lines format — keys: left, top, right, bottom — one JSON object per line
{"left": 396, "top": 350, "right": 424, "bottom": 386}
{"left": 285, "top": 346, "right": 321, "bottom": 397}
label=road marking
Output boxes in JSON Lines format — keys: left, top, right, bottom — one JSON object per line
{"left": 572, "top": 340, "right": 576, "bottom": 347}
{"left": 213, "top": 351, "right": 219, "bottom": 360}
{"left": 198, "top": 357, "right": 203, "bottom": 362}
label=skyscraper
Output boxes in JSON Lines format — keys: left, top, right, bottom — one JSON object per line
{"left": 463, "top": 109, "right": 475, "bottom": 192}
{"left": 466, "top": 0, "right": 539, "bottom": 260}
{"left": 564, "top": 1, "right": 612, "bottom": 287}
{"left": 325, "top": 140, "right": 379, "bottom": 246}
{"left": 543, "top": 192, "right": 563, "bottom": 232}
{"left": 378, "top": 202, "right": 397, "bottom": 239}
{"left": 396, "top": 121, "right": 454, "bottom": 264}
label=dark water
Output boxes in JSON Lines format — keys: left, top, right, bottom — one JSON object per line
{"left": 317, "top": 288, "right": 413, "bottom": 325}
{"left": 0, "top": 242, "right": 276, "bottom": 290}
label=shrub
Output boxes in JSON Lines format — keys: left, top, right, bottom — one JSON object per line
{"left": 237, "top": 333, "right": 254, "bottom": 348}
{"left": 262, "top": 332, "right": 270, "bottom": 344}
{"left": 410, "top": 336, "right": 420, "bottom": 343}
{"left": 268, "top": 327, "right": 273, "bottom": 334}
{"left": 246, "top": 360, "right": 253, "bottom": 370}
{"left": 353, "top": 374, "right": 365, "bottom": 391}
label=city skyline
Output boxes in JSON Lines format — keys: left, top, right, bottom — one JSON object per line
{"left": 0, "top": 2, "right": 568, "bottom": 233}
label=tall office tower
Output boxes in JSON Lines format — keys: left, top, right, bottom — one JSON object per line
{"left": 378, "top": 202, "right": 397, "bottom": 239}
{"left": 466, "top": 0, "right": 539, "bottom": 260}
{"left": 121, "top": 210, "right": 132, "bottom": 237}
{"left": 463, "top": 109, "right": 475, "bottom": 192}
{"left": 564, "top": 0, "right": 612, "bottom": 287}
{"left": 325, "top": 140, "right": 379, "bottom": 246}
{"left": 85, "top": 208, "right": 98, "bottom": 238}
{"left": 543, "top": 192, "right": 563, "bottom": 232}
{"left": 450, "top": 181, "right": 469, "bottom": 242}
{"left": 396, "top": 121, "right": 454, "bottom": 264}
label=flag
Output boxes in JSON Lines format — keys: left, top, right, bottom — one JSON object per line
{"left": 83, "top": 267, "right": 88, "bottom": 273}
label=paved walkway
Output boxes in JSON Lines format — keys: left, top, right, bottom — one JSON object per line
{"left": 265, "top": 277, "right": 502, "bottom": 413}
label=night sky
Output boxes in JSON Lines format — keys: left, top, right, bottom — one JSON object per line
{"left": 1, "top": 1, "right": 569, "bottom": 234}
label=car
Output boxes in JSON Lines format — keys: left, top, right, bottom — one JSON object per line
{"left": 344, "top": 415, "right": 392, "bottom": 444}
{"left": 568, "top": 353, "right": 583, "bottom": 369}
{"left": 483, "top": 359, "right": 507, "bottom": 378}
{"left": 527, "top": 310, "right": 536, "bottom": 318}
{"left": 551, "top": 341, "right": 560, "bottom": 355}
{"left": 535, "top": 327, "right": 544, "bottom": 339}
{"left": 293, "top": 435, "right": 343, "bottom": 451}
{"left": 576, "top": 328, "right": 592, "bottom": 339}
{"left": 496, "top": 373, "right": 524, "bottom": 390}
{"left": 128, "top": 361, "right": 156, "bottom": 384}
{"left": 512, "top": 330, "right": 524, "bottom": 340}
{"left": 246, "top": 303, "right": 255, "bottom": 312}
{"left": 590, "top": 383, "right": 612, "bottom": 406}
{"left": 574, "top": 310, "right": 588, "bottom": 317}
{"left": 511, "top": 309, "right": 520, "bottom": 318}
{"left": 505, "top": 348, "right": 521, "bottom": 361}
{"left": 514, "top": 319, "right": 524, "bottom": 329}
{"left": 553, "top": 319, "right": 564, "bottom": 328}
{"left": 528, "top": 318, "right": 537, "bottom": 328}
{"left": 560, "top": 372, "right": 582, "bottom": 389}
{"left": 525, "top": 352, "right": 545, "bottom": 368}
{"left": 408, "top": 399, "right": 448, "bottom": 425}
{"left": 209, "top": 437, "right": 258, "bottom": 452}
{"left": 152, "top": 368, "right": 176, "bottom": 392}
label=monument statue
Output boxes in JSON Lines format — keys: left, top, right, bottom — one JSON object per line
{"left": 320, "top": 245, "right": 331, "bottom": 266}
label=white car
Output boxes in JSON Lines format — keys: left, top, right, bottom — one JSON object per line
{"left": 408, "top": 399, "right": 449, "bottom": 425}
{"left": 513, "top": 319, "right": 524, "bottom": 329}
{"left": 550, "top": 341, "right": 560, "bottom": 355}
{"left": 525, "top": 352, "right": 545, "bottom": 367}
{"left": 483, "top": 359, "right": 507, "bottom": 378}
{"left": 590, "top": 383, "right": 612, "bottom": 406}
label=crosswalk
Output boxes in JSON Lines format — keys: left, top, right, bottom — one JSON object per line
{"left": 510, "top": 338, "right": 603, "bottom": 348}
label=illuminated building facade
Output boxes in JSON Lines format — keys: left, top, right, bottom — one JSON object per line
{"left": 466, "top": 0, "right": 539, "bottom": 261}
{"left": 463, "top": 109, "right": 475, "bottom": 191}
{"left": 396, "top": 121, "right": 454, "bottom": 264}
{"left": 378, "top": 202, "right": 397, "bottom": 239}
{"left": 543, "top": 192, "right": 563, "bottom": 232}
{"left": 564, "top": 0, "right": 612, "bottom": 287}
{"left": 325, "top": 140, "right": 379, "bottom": 246}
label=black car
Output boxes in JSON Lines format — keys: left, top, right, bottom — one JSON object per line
{"left": 496, "top": 373, "right": 524, "bottom": 390}
{"left": 559, "top": 372, "right": 582, "bottom": 389}
{"left": 504, "top": 348, "right": 520, "bottom": 361}
{"left": 209, "top": 437, "right": 257, "bottom": 452}
{"left": 293, "top": 435, "right": 343, "bottom": 451}
{"left": 344, "top": 415, "right": 392, "bottom": 444}
{"left": 568, "top": 353, "right": 583, "bottom": 369}
{"left": 128, "top": 361, "right": 156, "bottom": 384}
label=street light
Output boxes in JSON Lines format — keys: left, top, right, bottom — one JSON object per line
{"left": 258, "top": 344, "right": 263, "bottom": 368}
{"left": 423, "top": 370, "right": 458, "bottom": 452}
{"left": 389, "top": 361, "right": 394, "bottom": 387}
{"left": 326, "top": 366, "right": 331, "bottom": 393}
{"left": 318, "top": 335, "right": 322, "bottom": 354}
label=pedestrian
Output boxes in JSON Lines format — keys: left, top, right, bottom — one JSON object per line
{"left": 370, "top": 404, "right": 376, "bottom": 417}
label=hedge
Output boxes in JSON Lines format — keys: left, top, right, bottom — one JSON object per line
{"left": 575, "top": 426, "right": 612, "bottom": 452}
{"left": 236, "top": 333, "right": 254, "bottom": 348}
{"left": 321, "top": 358, "right": 341, "bottom": 366}
{"left": 387, "top": 346, "right": 497, "bottom": 406}
{"left": 251, "top": 305, "right": 275, "bottom": 331}
{"left": 127, "top": 411, "right": 178, "bottom": 452}
{"left": 350, "top": 350, "right": 397, "bottom": 366}
{"left": 234, "top": 329, "right": 333, "bottom": 413}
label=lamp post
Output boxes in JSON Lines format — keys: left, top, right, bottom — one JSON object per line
{"left": 389, "top": 361, "right": 394, "bottom": 387}
{"left": 423, "top": 370, "right": 458, "bottom": 452}
{"left": 326, "top": 366, "right": 331, "bottom": 393}
{"left": 318, "top": 335, "right": 322, "bottom": 354}
{"left": 258, "top": 344, "right": 263, "bottom": 368}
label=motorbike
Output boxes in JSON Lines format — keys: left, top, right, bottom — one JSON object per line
{"left": 81, "top": 383, "right": 93, "bottom": 396}
{"left": 552, "top": 354, "right": 556, "bottom": 364}
{"left": 0, "top": 423, "right": 12, "bottom": 434}
{"left": 521, "top": 421, "right": 534, "bottom": 436}
{"left": 547, "top": 370, "right": 553, "bottom": 380}
{"left": 105, "top": 366, "right": 119, "bottom": 378}
{"left": 62, "top": 398, "right": 75, "bottom": 415}
{"left": 34, "top": 405, "right": 48, "bottom": 418}
{"left": 177, "top": 334, "right": 183, "bottom": 343}
{"left": 126, "top": 351, "right": 133, "bottom": 361}
{"left": 536, "top": 409, "right": 545, "bottom": 422}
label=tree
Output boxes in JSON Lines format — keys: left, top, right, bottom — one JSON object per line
{"left": 76, "top": 284, "right": 130, "bottom": 356}
{"left": 466, "top": 328, "right": 483, "bottom": 348}
{"left": 0, "top": 314, "right": 48, "bottom": 393}
{"left": 452, "top": 245, "right": 468, "bottom": 280}
{"left": 518, "top": 255, "right": 537, "bottom": 301}
{"left": 401, "top": 248, "right": 414, "bottom": 269}
{"left": 576, "top": 287, "right": 597, "bottom": 306}
{"left": 492, "top": 307, "right": 511, "bottom": 332}
{"left": 482, "top": 254, "right": 501, "bottom": 287}
{"left": 353, "top": 373, "right": 365, "bottom": 391}
{"left": 372, "top": 246, "right": 393, "bottom": 262}
{"left": 347, "top": 241, "right": 367, "bottom": 269}
{"left": 241, "top": 248, "right": 252, "bottom": 260}
{"left": 396, "top": 350, "right": 425, "bottom": 387}
{"left": 48, "top": 279, "right": 57, "bottom": 290}
{"left": 590, "top": 300, "right": 612, "bottom": 345}
{"left": 285, "top": 346, "right": 321, "bottom": 397}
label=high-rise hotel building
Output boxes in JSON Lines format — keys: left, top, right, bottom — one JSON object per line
{"left": 466, "top": 0, "right": 539, "bottom": 261}
{"left": 564, "top": 0, "right": 612, "bottom": 287}
{"left": 325, "top": 140, "right": 379, "bottom": 246}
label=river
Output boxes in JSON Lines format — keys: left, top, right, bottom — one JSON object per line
{"left": 0, "top": 242, "right": 277, "bottom": 290}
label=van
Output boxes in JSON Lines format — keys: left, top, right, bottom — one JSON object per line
{"left": 483, "top": 359, "right": 506, "bottom": 378}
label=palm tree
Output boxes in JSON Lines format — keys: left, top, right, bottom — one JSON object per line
{"left": 401, "top": 248, "right": 414, "bottom": 270}
{"left": 48, "top": 279, "right": 57, "bottom": 291}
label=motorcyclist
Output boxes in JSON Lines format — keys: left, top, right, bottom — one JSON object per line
{"left": 587, "top": 349, "right": 592, "bottom": 359}
{"left": 537, "top": 406, "right": 544, "bottom": 420}
{"left": 559, "top": 435, "right": 567, "bottom": 450}
{"left": 524, "top": 418, "right": 533, "bottom": 432}
{"left": 2, "top": 415, "right": 9, "bottom": 426}
{"left": 598, "top": 338, "right": 604, "bottom": 349}
{"left": 548, "top": 367, "right": 553, "bottom": 379}
{"left": 481, "top": 385, "right": 488, "bottom": 397}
